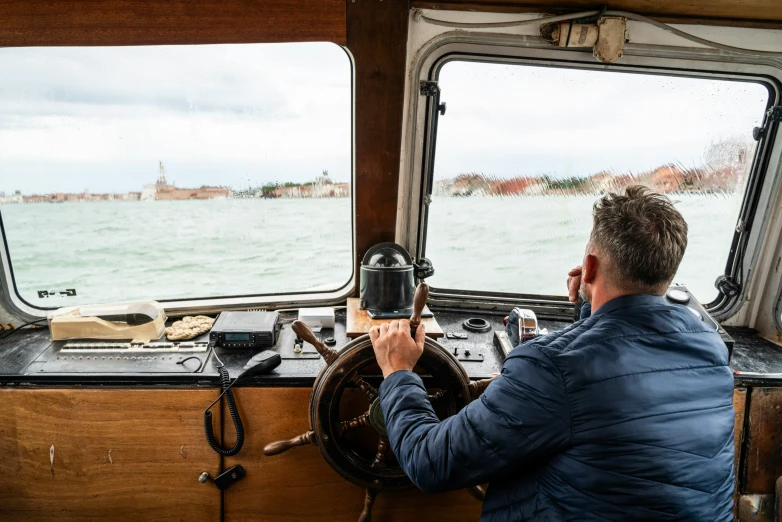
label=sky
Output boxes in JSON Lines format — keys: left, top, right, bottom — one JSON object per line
{"left": 0, "top": 43, "right": 352, "bottom": 195}
{"left": 433, "top": 61, "right": 770, "bottom": 181}
{"left": 0, "top": 45, "right": 771, "bottom": 195}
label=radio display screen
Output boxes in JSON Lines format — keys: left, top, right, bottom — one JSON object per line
{"left": 225, "top": 333, "right": 251, "bottom": 342}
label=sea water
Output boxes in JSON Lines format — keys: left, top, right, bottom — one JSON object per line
{"left": 0, "top": 192, "right": 741, "bottom": 308}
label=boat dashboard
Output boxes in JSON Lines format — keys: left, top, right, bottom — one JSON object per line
{"left": 0, "top": 309, "right": 779, "bottom": 389}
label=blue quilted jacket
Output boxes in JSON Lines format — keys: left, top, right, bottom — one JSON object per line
{"left": 379, "top": 294, "right": 735, "bottom": 521}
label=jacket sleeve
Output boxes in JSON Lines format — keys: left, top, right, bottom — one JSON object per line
{"left": 378, "top": 344, "right": 571, "bottom": 493}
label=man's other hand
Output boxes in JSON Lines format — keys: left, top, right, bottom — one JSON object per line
{"left": 369, "top": 319, "right": 426, "bottom": 379}
{"left": 567, "top": 265, "right": 582, "bottom": 303}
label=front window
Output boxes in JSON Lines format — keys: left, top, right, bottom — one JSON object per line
{"left": 0, "top": 42, "right": 353, "bottom": 308}
{"left": 423, "top": 60, "right": 770, "bottom": 304}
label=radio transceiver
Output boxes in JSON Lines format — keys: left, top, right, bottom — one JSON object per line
{"left": 209, "top": 311, "right": 281, "bottom": 348}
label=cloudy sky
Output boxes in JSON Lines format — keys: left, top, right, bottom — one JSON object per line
{"left": 0, "top": 43, "right": 771, "bottom": 196}
{"left": 0, "top": 43, "right": 352, "bottom": 195}
{"left": 434, "top": 61, "right": 770, "bottom": 181}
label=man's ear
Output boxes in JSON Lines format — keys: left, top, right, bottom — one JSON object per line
{"left": 583, "top": 253, "right": 598, "bottom": 284}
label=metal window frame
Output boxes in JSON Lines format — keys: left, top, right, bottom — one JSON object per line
{"left": 0, "top": 43, "right": 357, "bottom": 322}
{"left": 398, "top": 32, "right": 782, "bottom": 321}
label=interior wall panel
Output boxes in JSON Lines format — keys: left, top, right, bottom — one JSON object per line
{"left": 0, "top": 0, "right": 346, "bottom": 46}
{"left": 0, "top": 389, "right": 222, "bottom": 521}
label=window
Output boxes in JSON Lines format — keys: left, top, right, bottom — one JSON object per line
{"left": 423, "top": 60, "right": 771, "bottom": 304}
{"left": 0, "top": 43, "right": 353, "bottom": 308}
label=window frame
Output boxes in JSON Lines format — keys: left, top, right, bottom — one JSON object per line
{"left": 398, "top": 35, "right": 782, "bottom": 321}
{"left": 0, "top": 43, "right": 357, "bottom": 321}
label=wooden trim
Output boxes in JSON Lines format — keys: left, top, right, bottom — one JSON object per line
{"left": 742, "top": 388, "right": 782, "bottom": 494}
{"left": 0, "top": 389, "right": 221, "bottom": 520}
{"left": 411, "top": 1, "right": 782, "bottom": 27}
{"left": 348, "top": 0, "right": 411, "bottom": 294}
{"left": 734, "top": 387, "right": 748, "bottom": 520}
{"left": 0, "top": 0, "right": 347, "bottom": 47}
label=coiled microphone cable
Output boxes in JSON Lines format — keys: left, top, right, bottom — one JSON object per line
{"left": 203, "top": 348, "right": 281, "bottom": 456}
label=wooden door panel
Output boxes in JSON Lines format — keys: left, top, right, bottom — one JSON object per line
{"left": 0, "top": 389, "right": 221, "bottom": 521}
{"left": 743, "top": 388, "right": 782, "bottom": 494}
{"left": 224, "top": 387, "right": 483, "bottom": 521}
{"left": 735, "top": 387, "right": 748, "bottom": 519}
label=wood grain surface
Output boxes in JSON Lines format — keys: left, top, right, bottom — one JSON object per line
{"left": 734, "top": 387, "right": 747, "bottom": 519}
{"left": 742, "top": 388, "right": 782, "bottom": 494}
{"left": 224, "top": 387, "right": 482, "bottom": 521}
{"left": 0, "top": 0, "right": 346, "bottom": 46}
{"left": 350, "top": 0, "right": 411, "bottom": 295}
{"left": 0, "top": 388, "right": 222, "bottom": 521}
{"left": 346, "top": 298, "right": 445, "bottom": 338}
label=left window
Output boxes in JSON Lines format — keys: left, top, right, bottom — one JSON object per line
{"left": 0, "top": 43, "right": 353, "bottom": 308}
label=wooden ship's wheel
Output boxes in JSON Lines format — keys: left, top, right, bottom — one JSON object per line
{"left": 264, "top": 283, "right": 492, "bottom": 521}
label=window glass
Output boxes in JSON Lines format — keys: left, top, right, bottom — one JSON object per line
{"left": 425, "top": 61, "right": 770, "bottom": 303}
{"left": 0, "top": 43, "right": 352, "bottom": 307}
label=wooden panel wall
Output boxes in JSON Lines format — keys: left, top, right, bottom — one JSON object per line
{"left": 743, "top": 388, "right": 782, "bottom": 494}
{"left": 412, "top": 0, "right": 782, "bottom": 25}
{"left": 0, "top": 0, "right": 346, "bottom": 46}
{"left": 0, "top": 389, "right": 221, "bottom": 521}
{"left": 349, "top": 0, "right": 411, "bottom": 290}
{"left": 735, "top": 388, "right": 748, "bottom": 519}
{"left": 224, "top": 387, "right": 483, "bottom": 521}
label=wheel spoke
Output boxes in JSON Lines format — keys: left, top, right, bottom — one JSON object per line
{"left": 428, "top": 389, "right": 448, "bottom": 402}
{"left": 370, "top": 436, "right": 389, "bottom": 469}
{"left": 263, "top": 430, "right": 317, "bottom": 456}
{"left": 358, "top": 486, "right": 381, "bottom": 522}
{"left": 346, "top": 371, "right": 378, "bottom": 403}
{"left": 338, "top": 411, "right": 370, "bottom": 434}
{"left": 465, "top": 484, "right": 486, "bottom": 501}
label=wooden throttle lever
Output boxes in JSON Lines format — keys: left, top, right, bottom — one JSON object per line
{"left": 468, "top": 378, "right": 494, "bottom": 400}
{"left": 263, "top": 430, "right": 317, "bottom": 456}
{"left": 409, "top": 282, "right": 429, "bottom": 337}
{"left": 291, "top": 320, "right": 338, "bottom": 365}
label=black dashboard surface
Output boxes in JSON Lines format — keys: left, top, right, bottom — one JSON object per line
{"left": 0, "top": 309, "right": 779, "bottom": 388}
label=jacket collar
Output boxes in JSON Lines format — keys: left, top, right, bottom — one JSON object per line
{"left": 590, "top": 293, "right": 667, "bottom": 318}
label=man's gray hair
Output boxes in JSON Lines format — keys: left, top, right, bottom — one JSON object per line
{"left": 590, "top": 185, "right": 688, "bottom": 294}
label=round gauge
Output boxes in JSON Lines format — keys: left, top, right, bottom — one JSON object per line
{"left": 666, "top": 289, "right": 690, "bottom": 304}
{"left": 688, "top": 307, "right": 703, "bottom": 321}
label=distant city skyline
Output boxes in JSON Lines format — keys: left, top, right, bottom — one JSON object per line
{"left": 0, "top": 45, "right": 769, "bottom": 197}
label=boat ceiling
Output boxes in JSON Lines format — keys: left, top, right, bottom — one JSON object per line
{"left": 1, "top": 0, "right": 780, "bottom": 48}
{"left": 414, "top": 0, "right": 782, "bottom": 27}
{"left": 0, "top": 0, "right": 347, "bottom": 47}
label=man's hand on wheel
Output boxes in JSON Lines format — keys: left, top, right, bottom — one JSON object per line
{"left": 369, "top": 319, "right": 426, "bottom": 379}
{"left": 567, "top": 265, "right": 582, "bottom": 304}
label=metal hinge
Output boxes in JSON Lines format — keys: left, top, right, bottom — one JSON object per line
{"left": 419, "top": 81, "right": 439, "bottom": 97}
{"left": 753, "top": 106, "right": 782, "bottom": 141}
{"left": 715, "top": 275, "right": 741, "bottom": 298}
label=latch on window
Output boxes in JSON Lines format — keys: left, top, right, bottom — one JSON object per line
{"left": 753, "top": 106, "right": 782, "bottom": 141}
